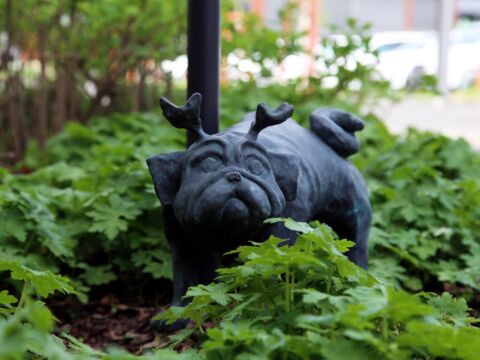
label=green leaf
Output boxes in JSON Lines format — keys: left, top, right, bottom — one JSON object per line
{"left": 318, "top": 337, "right": 384, "bottom": 360}
{"left": 0, "top": 290, "right": 17, "bottom": 315}
{"left": 29, "top": 301, "right": 55, "bottom": 333}
{"left": 81, "top": 265, "right": 117, "bottom": 286}
{"left": 87, "top": 194, "right": 141, "bottom": 240}
{"left": 399, "top": 322, "right": 480, "bottom": 360}
{"left": 265, "top": 218, "right": 312, "bottom": 233}
{"left": 0, "top": 291, "right": 17, "bottom": 306}
{"left": 428, "top": 292, "right": 472, "bottom": 327}
{"left": 0, "top": 211, "right": 27, "bottom": 243}
{"left": 186, "top": 283, "right": 242, "bottom": 306}
{"left": 0, "top": 260, "right": 74, "bottom": 298}
{"left": 299, "top": 289, "right": 330, "bottom": 304}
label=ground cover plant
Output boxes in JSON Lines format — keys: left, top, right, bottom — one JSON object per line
{"left": 1, "top": 113, "right": 183, "bottom": 303}
{"left": 1, "top": 217, "right": 479, "bottom": 359}
{"left": 156, "top": 219, "right": 480, "bottom": 359}
{"left": 360, "top": 129, "right": 480, "bottom": 295}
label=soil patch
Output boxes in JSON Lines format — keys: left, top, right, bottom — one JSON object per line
{"left": 49, "top": 281, "right": 174, "bottom": 354}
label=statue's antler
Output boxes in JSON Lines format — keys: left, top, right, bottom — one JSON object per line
{"left": 247, "top": 102, "right": 294, "bottom": 140}
{"left": 159, "top": 93, "right": 206, "bottom": 139}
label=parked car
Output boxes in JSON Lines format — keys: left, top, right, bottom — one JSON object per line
{"left": 375, "top": 29, "right": 480, "bottom": 90}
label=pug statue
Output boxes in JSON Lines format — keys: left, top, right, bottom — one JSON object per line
{"left": 147, "top": 93, "right": 371, "bottom": 330}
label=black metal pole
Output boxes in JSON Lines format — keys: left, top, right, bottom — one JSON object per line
{"left": 187, "top": 0, "right": 220, "bottom": 145}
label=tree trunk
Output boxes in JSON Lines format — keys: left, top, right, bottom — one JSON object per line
{"left": 53, "top": 64, "right": 67, "bottom": 132}
{"left": 132, "top": 70, "right": 140, "bottom": 112}
{"left": 67, "top": 59, "right": 78, "bottom": 120}
{"left": 67, "top": 1, "right": 79, "bottom": 121}
{"left": 164, "top": 71, "right": 173, "bottom": 100}
{"left": 7, "top": 76, "right": 24, "bottom": 161}
{"left": 80, "top": 76, "right": 115, "bottom": 123}
{"left": 132, "top": 67, "right": 147, "bottom": 112}
{"left": 36, "top": 28, "right": 48, "bottom": 148}
{"left": 3, "top": 0, "right": 24, "bottom": 161}
{"left": 138, "top": 69, "right": 146, "bottom": 111}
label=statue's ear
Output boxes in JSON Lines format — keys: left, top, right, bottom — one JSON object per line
{"left": 267, "top": 152, "right": 299, "bottom": 201}
{"left": 146, "top": 152, "right": 184, "bottom": 206}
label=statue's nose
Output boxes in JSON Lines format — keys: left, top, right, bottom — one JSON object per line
{"left": 226, "top": 171, "right": 242, "bottom": 183}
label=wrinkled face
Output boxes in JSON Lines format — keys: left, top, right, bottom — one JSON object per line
{"left": 173, "top": 136, "right": 286, "bottom": 233}
{"left": 148, "top": 93, "right": 298, "bottom": 238}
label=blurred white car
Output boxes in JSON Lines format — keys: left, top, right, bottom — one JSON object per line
{"left": 375, "top": 29, "right": 480, "bottom": 90}
{"left": 370, "top": 31, "right": 435, "bottom": 54}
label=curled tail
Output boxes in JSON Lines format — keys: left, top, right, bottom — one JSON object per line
{"left": 310, "top": 108, "right": 365, "bottom": 157}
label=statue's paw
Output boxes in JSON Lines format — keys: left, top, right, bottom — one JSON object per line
{"left": 150, "top": 317, "right": 189, "bottom": 332}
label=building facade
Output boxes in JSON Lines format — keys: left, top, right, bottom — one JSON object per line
{"left": 243, "top": 0, "right": 480, "bottom": 32}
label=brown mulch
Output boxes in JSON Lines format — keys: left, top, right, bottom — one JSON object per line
{"left": 50, "top": 293, "right": 172, "bottom": 354}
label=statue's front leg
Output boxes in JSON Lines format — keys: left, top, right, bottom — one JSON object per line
{"left": 152, "top": 216, "right": 220, "bottom": 331}
{"left": 169, "top": 240, "right": 219, "bottom": 306}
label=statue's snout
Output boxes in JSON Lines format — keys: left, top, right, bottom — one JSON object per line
{"left": 226, "top": 171, "right": 242, "bottom": 183}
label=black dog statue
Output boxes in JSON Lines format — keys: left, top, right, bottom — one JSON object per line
{"left": 147, "top": 93, "right": 371, "bottom": 330}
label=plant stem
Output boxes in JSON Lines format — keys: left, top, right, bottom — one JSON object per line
{"left": 290, "top": 271, "right": 295, "bottom": 304}
{"left": 285, "top": 265, "right": 290, "bottom": 312}
{"left": 192, "top": 312, "right": 205, "bottom": 334}
{"left": 382, "top": 317, "right": 388, "bottom": 340}
{"left": 15, "top": 281, "right": 29, "bottom": 313}
{"left": 257, "top": 279, "right": 267, "bottom": 292}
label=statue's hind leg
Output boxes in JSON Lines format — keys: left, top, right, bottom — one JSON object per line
{"left": 343, "top": 200, "right": 371, "bottom": 269}
{"left": 318, "top": 180, "right": 371, "bottom": 270}
{"left": 321, "top": 200, "right": 371, "bottom": 269}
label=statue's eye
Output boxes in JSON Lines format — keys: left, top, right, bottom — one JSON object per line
{"left": 247, "top": 158, "right": 265, "bottom": 175}
{"left": 201, "top": 156, "right": 221, "bottom": 173}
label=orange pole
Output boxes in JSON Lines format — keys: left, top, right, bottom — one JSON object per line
{"left": 404, "top": 0, "right": 415, "bottom": 30}
{"left": 454, "top": 0, "right": 460, "bottom": 24}
{"left": 308, "top": 0, "right": 320, "bottom": 76}
{"left": 251, "top": 0, "right": 265, "bottom": 19}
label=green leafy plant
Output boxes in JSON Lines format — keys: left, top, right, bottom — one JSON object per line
{"left": 156, "top": 219, "right": 480, "bottom": 359}
{"left": 0, "top": 113, "right": 184, "bottom": 299}
{"left": 1, "top": 218, "right": 478, "bottom": 359}
{"left": 357, "top": 130, "right": 480, "bottom": 292}
{"left": 0, "top": 258, "right": 200, "bottom": 359}
{"left": 0, "top": 258, "right": 75, "bottom": 359}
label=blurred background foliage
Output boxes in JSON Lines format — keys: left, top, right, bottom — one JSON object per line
{"left": 0, "top": 0, "right": 187, "bottom": 162}
{"left": 0, "top": 0, "right": 391, "bottom": 164}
